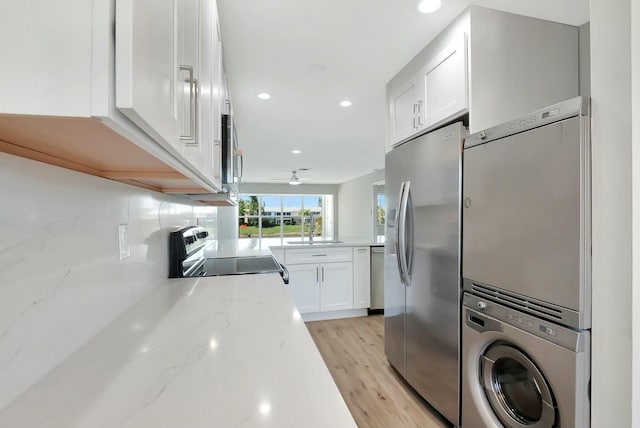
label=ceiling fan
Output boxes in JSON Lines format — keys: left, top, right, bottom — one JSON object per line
{"left": 270, "top": 168, "right": 311, "bottom": 185}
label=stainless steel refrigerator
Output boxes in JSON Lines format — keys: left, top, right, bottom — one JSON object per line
{"left": 384, "top": 121, "right": 465, "bottom": 426}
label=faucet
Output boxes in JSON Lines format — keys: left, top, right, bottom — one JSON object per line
{"left": 308, "top": 214, "right": 315, "bottom": 243}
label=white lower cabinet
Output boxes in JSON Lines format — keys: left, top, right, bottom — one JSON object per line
{"left": 353, "top": 247, "right": 371, "bottom": 309}
{"left": 320, "top": 262, "right": 354, "bottom": 311}
{"left": 287, "top": 262, "right": 352, "bottom": 314}
{"left": 287, "top": 264, "right": 320, "bottom": 313}
{"left": 280, "top": 246, "right": 371, "bottom": 319}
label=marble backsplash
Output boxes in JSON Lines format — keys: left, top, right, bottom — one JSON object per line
{"left": 0, "top": 153, "right": 217, "bottom": 409}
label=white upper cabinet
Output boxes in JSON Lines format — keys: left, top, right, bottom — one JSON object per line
{"left": 0, "top": 0, "right": 93, "bottom": 117}
{"left": 197, "top": 0, "right": 223, "bottom": 186}
{"left": 115, "top": 0, "right": 181, "bottom": 151}
{"left": 386, "top": 6, "right": 579, "bottom": 151}
{"left": 0, "top": 0, "right": 229, "bottom": 196}
{"left": 420, "top": 33, "right": 467, "bottom": 129}
{"left": 388, "top": 79, "right": 420, "bottom": 145}
{"left": 388, "top": 33, "right": 468, "bottom": 147}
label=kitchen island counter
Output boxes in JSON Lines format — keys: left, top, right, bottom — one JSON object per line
{"left": 0, "top": 274, "right": 356, "bottom": 428}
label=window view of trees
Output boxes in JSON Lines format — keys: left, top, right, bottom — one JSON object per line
{"left": 238, "top": 194, "right": 331, "bottom": 241}
{"left": 374, "top": 186, "right": 386, "bottom": 243}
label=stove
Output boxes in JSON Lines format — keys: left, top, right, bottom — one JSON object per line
{"left": 168, "top": 226, "right": 288, "bottom": 283}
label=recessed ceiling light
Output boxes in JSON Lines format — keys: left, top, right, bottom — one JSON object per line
{"left": 291, "top": 149, "right": 302, "bottom": 154}
{"left": 340, "top": 100, "right": 352, "bottom": 107}
{"left": 257, "top": 93, "right": 271, "bottom": 100}
{"left": 418, "top": 0, "right": 441, "bottom": 13}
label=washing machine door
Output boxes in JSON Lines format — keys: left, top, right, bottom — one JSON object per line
{"left": 480, "top": 344, "right": 556, "bottom": 427}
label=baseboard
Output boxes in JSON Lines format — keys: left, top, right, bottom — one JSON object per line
{"left": 302, "top": 308, "right": 368, "bottom": 322}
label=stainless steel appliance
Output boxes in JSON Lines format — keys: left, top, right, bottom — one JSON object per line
{"left": 185, "top": 114, "right": 243, "bottom": 206}
{"left": 384, "top": 121, "right": 466, "bottom": 426}
{"left": 461, "top": 293, "right": 590, "bottom": 428}
{"left": 462, "top": 96, "right": 591, "bottom": 330}
{"left": 168, "top": 226, "right": 288, "bottom": 282}
{"left": 370, "top": 246, "right": 384, "bottom": 311}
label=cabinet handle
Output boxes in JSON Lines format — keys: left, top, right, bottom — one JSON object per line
{"left": 417, "top": 100, "right": 423, "bottom": 126}
{"left": 357, "top": 248, "right": 368, "bottom": 252}
{"left": 312, "top": 254, "right": 327, "bottom": 257}
{"left": 316, "top": 266, "right": 319, "bottom": 282}
{"left": 322, "top": 266, "right": 325, "bottom": 282}
{"left": 180, "top": 65, "right": 198, "bottom": 145}
{"left": 412, "top": 104, "right": 418, "bottom": 129}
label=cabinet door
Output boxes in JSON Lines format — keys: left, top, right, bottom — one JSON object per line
{"left": 420, "top": 33, "right": 468, "bottom": 129}
{"left": 320, "top": 262, "right": 354, "bottom": 312}
{"left": 192, "top": 0, "right": 222, "bottom": 187}
{"left": 353, "top": 247, "right": 371, "bottom": 309}
{"left": 287, "top": 264, "right": 320, "bottom": 314}
{"left": 115, "top": 0, "right": 180, "bottom": 150}
{"left": 177, "top": 0, "right": 201, "bottom": 158}
{"left": 388, "top": 79, "right": 419, "bottom": 146}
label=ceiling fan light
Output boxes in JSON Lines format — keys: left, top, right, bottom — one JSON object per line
{"left": 289, "top": 172, "right": 302, "bottom": 185}
{"left": 418, "top": 0, "right": 441, "bottom": 14}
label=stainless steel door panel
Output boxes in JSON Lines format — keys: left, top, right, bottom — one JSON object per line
{"left": 384, "top": 146, "right": 406, "bottom": 376}
{"left": 463, "top": 116, "right": 587, "bottom": 312}
{"left": 404, "top": 122, "right": 462, "bottom": 425}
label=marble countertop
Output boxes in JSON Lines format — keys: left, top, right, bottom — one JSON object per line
{"left": 0, "top": 274, "right": 356, "bottom": 428}
{"left": 196, "top": 238, "right": 384, "bottom": 260}
{"left": 202, "top": 239, "right": 274, "bottom": 258}
{"left": 263, "top": 237, "right": 385, "bottom": 250}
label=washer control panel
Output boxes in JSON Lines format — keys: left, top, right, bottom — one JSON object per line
{"left": 463, "top": 293, "right": 585, "bottom": 352}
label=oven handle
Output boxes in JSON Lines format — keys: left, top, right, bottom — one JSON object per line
{"left": 279, "top": 263, "right": 290, "bottom": 285}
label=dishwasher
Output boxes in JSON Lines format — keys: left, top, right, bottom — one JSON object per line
{"left": 370, "top": 246, "right": 384, "bottom": 312}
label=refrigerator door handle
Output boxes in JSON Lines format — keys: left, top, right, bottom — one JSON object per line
{"left": 399, "top": 180, "right": 411, "bottom": 285}
{"left": 395, "top": 181, "right": 406, "bottom": 284}
{"left": 404, "top": 182, "right": 414, "bottom": 280}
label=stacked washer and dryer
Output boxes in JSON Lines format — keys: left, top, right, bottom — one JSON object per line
{"left": 460, "top": 97, "right": 592, "bottom": 427}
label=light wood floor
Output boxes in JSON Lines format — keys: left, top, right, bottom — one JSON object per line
{"left": 306, "top": 315, "right": 450, "bottom": 428}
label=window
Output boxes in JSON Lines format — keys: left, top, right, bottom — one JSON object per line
{"left": 373, "top": 184, "right": 385, "bottom": 243}
{"left": 238, "top": 194, "right": 334, "bottom": 244}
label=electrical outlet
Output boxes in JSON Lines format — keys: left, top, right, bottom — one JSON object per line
{"left": 118, "top": 224, "right": 130, "bottom": 261}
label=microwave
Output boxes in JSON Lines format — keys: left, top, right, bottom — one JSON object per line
{"left": 220, "top": 113, "right": 242, "bottom": 201}
{"left": 182, "top": 114, "right": 242, "bottom": 206}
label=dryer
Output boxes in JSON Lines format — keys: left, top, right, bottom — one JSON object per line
{"left": 462, "top": 97, "right": 591, "bottom": 330}
{"left": 461, "top": 293, "right": 590, "bottom": 428}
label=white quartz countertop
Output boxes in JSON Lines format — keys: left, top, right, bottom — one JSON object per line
{"left": 263, "top": 237, "right": 385, "bottom": 249}
{"left": 202, "top": 238, "right": 274, "bottom": 258}
{"left": 0, "top": 274, "right": 356, "bottom": 428}
{"left": 200, "top": 238, "right": 383, "bottom": 257}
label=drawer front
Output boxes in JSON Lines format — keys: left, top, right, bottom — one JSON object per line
{"left": 286, "top": 247, "right": 353, "bottom": 264}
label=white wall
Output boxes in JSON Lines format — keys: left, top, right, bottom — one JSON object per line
{"left": 239, "top": 182, "right": 339, "bottom": 196}
{"left": 579, "top": 22, "right": 591, "bottom": 97}
{"left": 633, "top": 1, "right": 640, "bottom": 425}
{"left": 0, "top": 153, "right": 215, "bottom": 409}
{"left": 590, "top": 0, "right": 633, "bottom": 426}
{"left": 337, "top": 169, "right": 384, "bottom": 239}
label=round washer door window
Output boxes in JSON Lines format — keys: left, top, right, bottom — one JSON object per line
{"left": 480, "top": 344, "right": 556, "bottom": 427}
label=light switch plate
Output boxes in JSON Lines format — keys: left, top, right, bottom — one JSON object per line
{"left": 118, "top": 224, "right": 131, "bottom": 261}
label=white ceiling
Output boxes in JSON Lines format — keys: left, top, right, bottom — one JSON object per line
{"left": 217, "top": 0, "right": 589, "bottom": 185}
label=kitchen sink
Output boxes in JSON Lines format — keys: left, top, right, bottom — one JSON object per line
{"left": 286, "top": 240, "right": 343, "bottom": 245}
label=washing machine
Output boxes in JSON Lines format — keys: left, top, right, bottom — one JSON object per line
{"left": 461, "top": 293, "right": 590, "bottom": 428}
